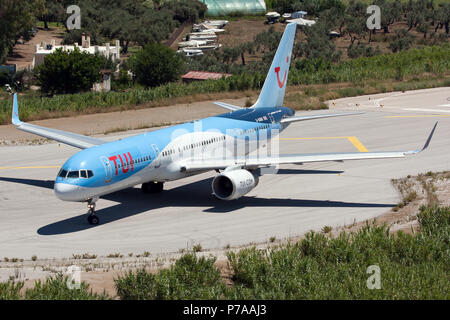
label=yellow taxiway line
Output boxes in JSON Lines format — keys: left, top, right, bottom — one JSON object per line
{"left": 0, "top": 165, "right": 61, "bottom": 171}
{"left": 385, "top": 115, "right": 450, "bottom": 118}
{"left": 280, "top": 136, "right": 369, "bottom": 152}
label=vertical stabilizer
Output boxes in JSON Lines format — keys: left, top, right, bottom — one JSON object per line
{"left": 252, "top": 23, "right": 297, "bottom": 109}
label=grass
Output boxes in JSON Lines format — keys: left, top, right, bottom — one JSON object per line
{"left": 35, "top": 21, "right": 63, "bottom": 29}
{"left": 114, "top": 254, "right": 225, "bottom": 300}
{"left": 111, "top": 206, "right": 449, "bottom": 300}
{"left": 289, "top": 44, "right": 450, "bottom": 85}
{"left": 0, "top": 44, "right": 448, "bottom": 125}
{"left": 321, "top": 226, "right": 332, "bottom": 234}
{"left": 1, "top": 206, "right": 449, "bottom": 300}
{"left": 0, "top": 275, "right": 109, "bottom": 300}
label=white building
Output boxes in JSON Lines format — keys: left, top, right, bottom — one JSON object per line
{"left": 33, "top": 33, "right": 120, "bottom": 68}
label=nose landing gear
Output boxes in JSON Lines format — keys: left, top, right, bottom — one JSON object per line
{"left": 86, "top": 198, "right": 99, "bottom": 225}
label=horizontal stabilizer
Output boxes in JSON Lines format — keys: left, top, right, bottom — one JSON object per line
{"left": 280, "top": 112, "right": 364, "bottom": 124}
{"left": 213, "top": 101, "right": 243, "bottom": 111}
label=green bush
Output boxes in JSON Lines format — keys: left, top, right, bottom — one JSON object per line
{"left": 290, "top": 44, "right": 450, "bottom": 85}
{"left": 227, "top": 207, "right": 450, "bottom": 299}
{"left": 0, "top": 275, "right": 109, "bottom": 300}
{"left": 23, "top": 275, "right": 109, "bottom": 300}
{"left": 115, "top": 253, "right": 226, "bottom": 299}
{"left": 389, "top": 30, "right": 414, "bottom": 53}
{"left": 36, "top": 48, "right": 113, "bottom": 95}
{"left": 0, "top": 281, "right": 23, "bottom": 300}
{"left": 129, "top": 43, "right": 184, "bottom": 88}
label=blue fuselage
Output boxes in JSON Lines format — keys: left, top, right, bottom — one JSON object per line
{"left": 54, "top": 107, "right": 294, "bottom": 201}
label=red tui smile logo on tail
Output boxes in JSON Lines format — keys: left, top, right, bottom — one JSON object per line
{"left": 274, "top": 56, "right": 289, "bottom": 88}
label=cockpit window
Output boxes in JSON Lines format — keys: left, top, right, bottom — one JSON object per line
{"left": 59, "top": 169, "right": 94, "bottom": 179}
{"left": 80, "top": 170, "right": 94, "bottom": 178}
{"left": 67, "top": 171, "right": 79, "bottom": 178}
{"left": 58, "top": 169, "right": 68, "bottom": 178}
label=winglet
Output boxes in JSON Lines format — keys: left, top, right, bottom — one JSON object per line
{"left": 421, "top": 121, "right": 438, "bottom": 151}
{"left": 12, "top": 93, "right": 22, "bottom": 126}
{"left": 405, "top": 122, "right": 438, "bottom": 155}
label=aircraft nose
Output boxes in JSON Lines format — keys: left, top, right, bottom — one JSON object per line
{"left": 54, "top": 183, "right": 81, "bottom": 201}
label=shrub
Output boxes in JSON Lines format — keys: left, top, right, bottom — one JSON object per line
{"left": 227, "top": 207, "right": 450, "bottom": 299}
{"left": 36, "top": 48, "right": 112, "bottom": 95}
{"left": 129, "top": 43, "right": 183, "bottom": 88}
{"left": 389, "top": 30, "right": 414, "bottom": 53}
{"left": 0, "top": 281, "right": 23, "bottom": 300}
{"left": 24, "top": 275, "right": 109, "bottom": 300}
{"left": 115, "top": 253, "right": 226, "bottom": 299}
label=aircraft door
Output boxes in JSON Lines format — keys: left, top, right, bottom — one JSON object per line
{"left": 100, "top": 156, "right": 112, "bottom": 183}
{"left": 151, "top": 144, "right": 161, "bottom": 168}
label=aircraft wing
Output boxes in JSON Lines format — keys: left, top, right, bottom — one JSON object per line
{"left": 11, "top": 93, "right": 106, "bottom": 149}
{"left": 280, "top": 112, "right": 364, "bottom": 124}
{"left": 213, "top": 101, "right": 243, "bottom": 111}
{"left": 180, "top": 122, "right": 437, "bottom": 172}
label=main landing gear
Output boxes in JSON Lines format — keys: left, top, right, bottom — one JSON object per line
{"left": 87, "top": 198, "right": 99, "bottom": 225}
{"left": 142, "top": 181, "right": 164, "bottom": 194}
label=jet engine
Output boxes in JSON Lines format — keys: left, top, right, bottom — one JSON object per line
{"left": 212, "top": 169, "right": 259, "bottom": 200}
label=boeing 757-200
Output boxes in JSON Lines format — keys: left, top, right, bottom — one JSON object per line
{"left": 11, "top": 23, "right": 437, "bottom": 224}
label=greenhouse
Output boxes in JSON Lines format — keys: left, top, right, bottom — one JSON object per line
{"left": 200, "top": 0, "right": 266, "bottom": 16}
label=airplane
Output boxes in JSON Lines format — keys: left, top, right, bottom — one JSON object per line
{"left": 10, "top": 23, "right": 437, "bottom": 225}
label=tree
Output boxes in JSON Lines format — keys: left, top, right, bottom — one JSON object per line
{"left": 129, "top": 43, "right": 183, "bottom": 88}
{"left": 433, "top": 3, "right": 450, "bottom": 34}
{"left": 417, "top": 21, "right": 430, "bottom": 38}
{"left": 389, "top": 30, "right": 414, "bottom": 53}
{"left": 300, "top": 22, "right": 341, "bottom": 62}
{"left": 320, "top": 5, "right": 346, "bottom": 35}
{"left": 344, "top": 1, "right": 367, "bottom": 44}
{"left": 375, "top": 0, "right": 402, "bottom": 34}
{"left": 0, "top": 0, "right": 36, "bottom": 64}
{"left": 36, "top": 48, "right": 110, "bottom": 94}
{"left": 35, "top": 0, "right": 65, "bottom": 29}
{"left": 160, "top": 0, "right": 207, "bottom": 23}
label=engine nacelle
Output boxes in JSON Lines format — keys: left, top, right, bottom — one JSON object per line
{"left": 212, "top": 169, "right": 259, "bottom": 200}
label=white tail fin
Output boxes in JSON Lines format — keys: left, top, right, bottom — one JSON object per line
{"left": 252, "top": 23, "right": 297, "bottom": 109}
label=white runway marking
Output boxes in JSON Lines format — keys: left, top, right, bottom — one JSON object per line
{"left": 403, "top": 108, "right": 450, "bottom": 113}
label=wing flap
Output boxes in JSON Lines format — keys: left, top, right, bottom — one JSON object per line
{"left": 181, "top": 151, "right": 408, "bottom": 172}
